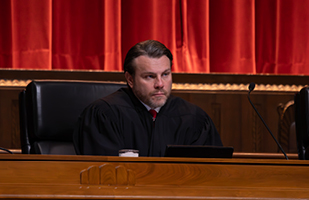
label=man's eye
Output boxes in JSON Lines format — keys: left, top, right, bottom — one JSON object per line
{"left": 145, "top": 75, "right": 154, "bottom": 79}
{"left": 163, "top": 72, "right": 170, "bottom": 76}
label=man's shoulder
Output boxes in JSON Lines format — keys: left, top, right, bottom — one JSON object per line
{"left": 103, "top": 88, "right": 130, "bottom": 103}
{"left": 91, "top": 87, "right": 131, "bottom": 108}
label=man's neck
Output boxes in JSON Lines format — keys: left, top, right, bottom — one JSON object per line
{"left": 140, "top": 101, "right": 161, "bottom": 113}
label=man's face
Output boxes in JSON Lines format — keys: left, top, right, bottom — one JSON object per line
{"left": 125, "top": 55, "right": 172, "bottom": 109}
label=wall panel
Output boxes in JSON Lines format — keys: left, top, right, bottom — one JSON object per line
{"left": 0, "top": 70, "right": 306, "bottom": 153}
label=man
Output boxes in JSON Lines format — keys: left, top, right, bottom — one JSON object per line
{"left": 73, "top": 40, "right": 222, "bottom": 156}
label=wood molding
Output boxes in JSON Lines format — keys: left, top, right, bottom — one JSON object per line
{"left": 0, "top": 69, "right": 308, "bottom": 89}
{"left": 0, "top": 78, "right": 305, "bottom": 92}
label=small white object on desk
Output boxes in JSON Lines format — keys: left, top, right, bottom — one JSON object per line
{"left": 119, "top": 149, "right": 139, "bottom": 157}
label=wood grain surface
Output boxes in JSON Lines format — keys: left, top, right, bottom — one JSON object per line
{"left": 0, "top": 154, "right": 309, "bottom": 199}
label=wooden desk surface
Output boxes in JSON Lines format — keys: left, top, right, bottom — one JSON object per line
{"left": 1, "top": 154, "right": 309, "bottom": 200}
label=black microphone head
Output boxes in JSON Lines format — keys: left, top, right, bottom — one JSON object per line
{"left": 248, "top": 82, "right": 255, "bottom": 93}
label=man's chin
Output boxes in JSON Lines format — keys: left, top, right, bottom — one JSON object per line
{"left": 150, "top": 98, "right": 167, "bottom": 108}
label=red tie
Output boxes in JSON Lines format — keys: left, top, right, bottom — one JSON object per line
{"left": 149, "top": 109, "right": 157, "bottom": 121}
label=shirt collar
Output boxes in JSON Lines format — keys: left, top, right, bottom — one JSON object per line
{"left": 140, "top": 100, "right": 161, "bottom": 113}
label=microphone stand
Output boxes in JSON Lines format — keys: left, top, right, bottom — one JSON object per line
{"left": 248, "top": 83, "right": 289, "bottom": 160}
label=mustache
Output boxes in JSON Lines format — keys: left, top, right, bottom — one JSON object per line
{"left": 151, "top": 90, "right": 167, "bottom": 95}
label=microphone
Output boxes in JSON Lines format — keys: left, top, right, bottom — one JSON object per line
{"left": 247, "top": 82, "right": 289, "bottom": 160}
{"left": 248, "top": 82, "right": 255, "bottom": 93}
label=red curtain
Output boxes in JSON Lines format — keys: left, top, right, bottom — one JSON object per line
{"left": 0, "top": 0, "right": 51, "bottom": 69}
{"left": 1, "top": 0, "right": 309, "bottom": 74}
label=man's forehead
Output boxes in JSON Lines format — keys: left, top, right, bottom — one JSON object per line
{"left": 134, "top": 55, "right": 170, "bottom": 68}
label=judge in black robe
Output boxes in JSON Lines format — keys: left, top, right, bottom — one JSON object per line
{"left": 73, "top": 87, "right": 223, "bottom": 156}
{"left": 73, "top": 39, "right": 223, "bottom": 156}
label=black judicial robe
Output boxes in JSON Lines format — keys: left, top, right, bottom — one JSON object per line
{"left": 73, "top": 87, "right": 223, "bottom": 156}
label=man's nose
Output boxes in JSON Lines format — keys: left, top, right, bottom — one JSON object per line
{"left": 154, "top": 77, "right": 164, "bottom": 88}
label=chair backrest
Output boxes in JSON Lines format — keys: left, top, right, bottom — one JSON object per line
{"left": 19, "top": 80, "right": 126, "bottom": 155}
{"left": 294, "top": 86, "right": 309, "bottom": 160}
{"left": 277, "top": 100, "right": 297, "bottom": 154}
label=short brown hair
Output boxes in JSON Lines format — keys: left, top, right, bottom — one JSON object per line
{"left": 123, "top": 40, "right": 173, "bottom": 76}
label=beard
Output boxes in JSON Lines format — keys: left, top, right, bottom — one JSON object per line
{"left": 133, "top": 88, "right": 171, "bottom": 109}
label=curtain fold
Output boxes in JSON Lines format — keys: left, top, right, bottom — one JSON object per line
{"left": 255, "top": 0, "right": 278, "bottom": 74}
{"left": 121, "top": 0, "right": 183, "bottom": 70}
{"left": 209, "top": 0, "right": 255, "bottom": 73}
{"left": 1, "top": 0, "right": 51, "bottom": 69}
{"left": 1, "top": 0, "right": 309, "bottom": 75}
{"left": 0, "top": 0, "right": 12, "bottom": 68}
{"left": 52, "top": 0, "right": 122, "bottom": 70}
{"left": 182, "top": 0, "right": 210, "bottom": 73}
{"left": 275, "top": 0, "right": 309, "bottom": 74}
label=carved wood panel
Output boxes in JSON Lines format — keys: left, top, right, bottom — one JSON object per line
{"left": 1, "top": 156, "right": 309, "bottom": 199}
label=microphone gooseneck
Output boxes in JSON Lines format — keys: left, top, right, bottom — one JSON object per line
{"left": 247, "top": 82, "right": 289, "bottom": 160}
{"left": 0, "top": 147, "right": 13, "bottom": 154}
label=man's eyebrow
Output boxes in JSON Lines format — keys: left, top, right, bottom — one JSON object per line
{"left": 140, "top": 68, "right": 171, "bottom": 76}
{"left": 163, "top": 69, "right": 171, "bottom": 73}
{"left": 141, "top": 71, "right": 156, "bottom": 75}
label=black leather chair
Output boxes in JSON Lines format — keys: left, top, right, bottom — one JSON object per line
{"left": 277, "top": 100, "right": 297, "bottom": 154}
{"left": 19, "top": 80, "right": 126, "bottom": 155}
{"left": 294, "top": 86, "right": 309, "bottom": 160}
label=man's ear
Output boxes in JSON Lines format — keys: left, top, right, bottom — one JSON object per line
{"left": 125, "top": 71, "right": 134, "bottom": 88}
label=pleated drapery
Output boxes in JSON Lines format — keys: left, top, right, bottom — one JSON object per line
{"left": 1, "top": 0, "right": 309, "bottom": 75}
